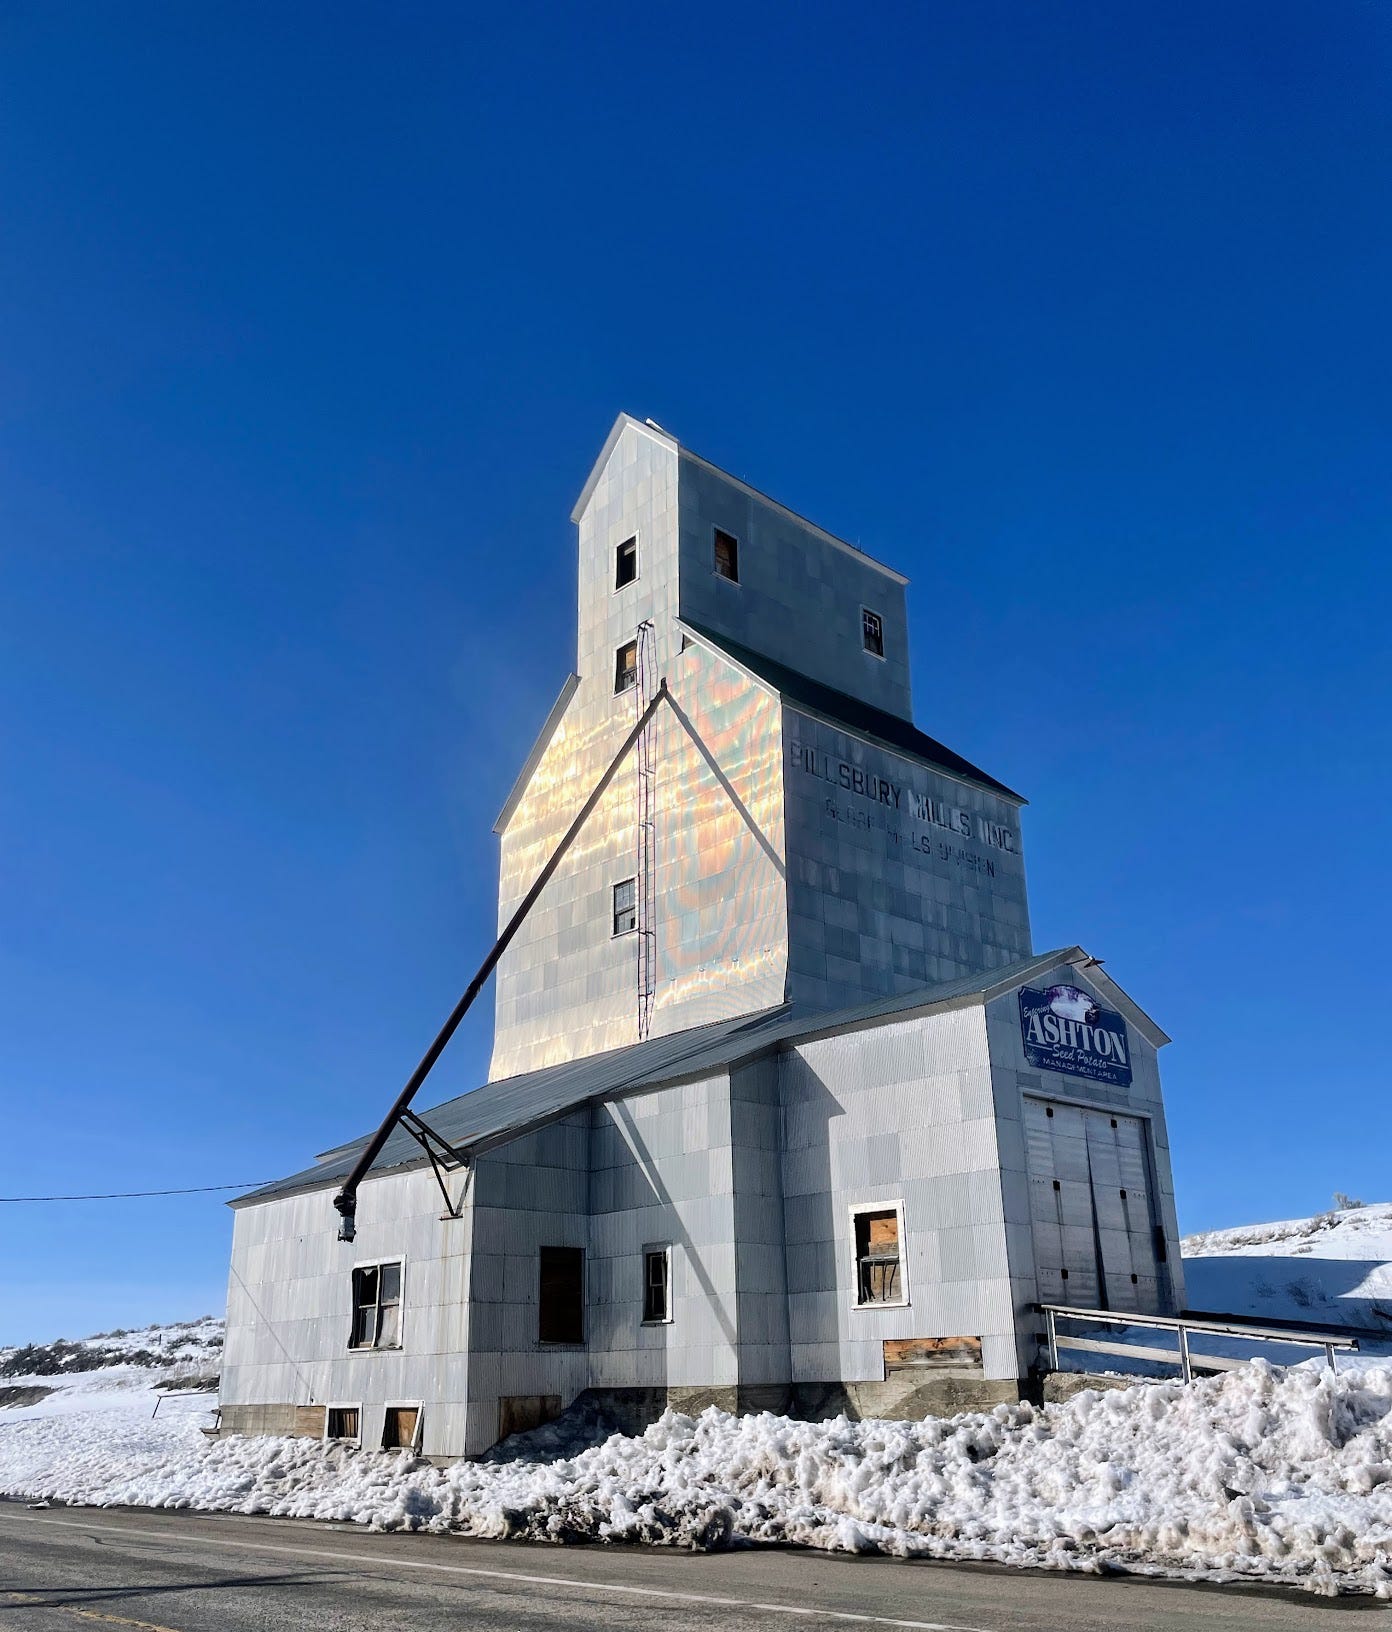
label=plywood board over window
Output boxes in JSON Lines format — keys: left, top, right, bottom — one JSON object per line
{"left": 382, "top": 1405, "right": 420, "bottom": 1451}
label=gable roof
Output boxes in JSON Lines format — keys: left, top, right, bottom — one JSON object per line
{"left": 570, "top": 412, "right": 907, "bottom": 585}
{"left": 680, "top": 618, "right": 1025, "bottom": 805}
{"left": 232, "top": 947, "right": 1162, "bottom": 1209}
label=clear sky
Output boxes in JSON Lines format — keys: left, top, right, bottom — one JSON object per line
{"left": 2, "top": 3, "right": 1389, "bottom": 1345}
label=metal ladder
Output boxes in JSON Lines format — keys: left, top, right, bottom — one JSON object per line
{"left": 634, "top": 620, "right": 658, "bottom": 1039}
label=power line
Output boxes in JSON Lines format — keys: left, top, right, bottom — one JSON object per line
{"left": 0, "top": 1182, "right": 271, "bottom": 1202}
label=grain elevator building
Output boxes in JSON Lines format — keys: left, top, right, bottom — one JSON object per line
{"left": 219, "top": 415, "right": 1185, "bottom": 1458}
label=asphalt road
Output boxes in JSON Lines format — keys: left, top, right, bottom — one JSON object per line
{"left": 0, "top": 1501, "right": 1385, "bottom": 1632}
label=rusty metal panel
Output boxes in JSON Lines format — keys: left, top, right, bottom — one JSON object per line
{"left": 883, "top": 1336, "right": 983, "bottom": 1373}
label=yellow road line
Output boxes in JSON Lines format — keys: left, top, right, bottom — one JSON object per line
{"left": 3, "top": 1589, "right": 185, "bottom": 1632}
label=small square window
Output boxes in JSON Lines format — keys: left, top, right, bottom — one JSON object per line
{"left": 325, "top": 1405, "right": 360, "bottom": 1441}
{"left": 381, "top": 1405, "right": 420, "bottom": 1451}
{"left": 862, "top": 608, "right": 885, "bottom": 658}
{"left": 642, "top": 1245, "right": 671, "bottom": 1323}
{"left": 615, "top": 536, "right": 638, "bottom": 589}
{"left": 349, "top": 1261, "right": 403, "bottom": 1349}
{"left": 612, "top": 877, "right": 636, "bottom": 936}
{"left": 614, "top": 640, "right": 638, "bottom": 694}
{"left": 713, "top": 528, "right": 739, "bottom": 583}
{"left": 852, "top": 1206, "right": 904, "bottom": 1306}
{"left": 538, "top": 1246, "right": 585, "bottom": 1345}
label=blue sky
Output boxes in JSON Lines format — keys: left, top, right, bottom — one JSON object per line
{"left": 2, "top": 3, "right": 1389, "bottom": 1344}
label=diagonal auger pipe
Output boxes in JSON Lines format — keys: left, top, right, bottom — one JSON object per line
{"left": 332, "top": 681, "right": 670, "bottom": 1241}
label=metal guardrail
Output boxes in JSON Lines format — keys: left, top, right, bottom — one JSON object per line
{"left": 1037, "top": 1301, "right": 1360, "bottom": 1382}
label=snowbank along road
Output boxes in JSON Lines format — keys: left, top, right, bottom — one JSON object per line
{"left": 3, "top": 1208, "right": 1392, "bottom": 1604}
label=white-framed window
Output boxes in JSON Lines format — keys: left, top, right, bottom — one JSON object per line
{"left": 614, "top": 639, "right": 638, "bottom": 693}
{"left": 713, "top": 527, "right": 740, "bottom": 583}
{"left": 349, "top": 1259, "right": 403, "bottom": 1349}
{"left": 324, "top": 1403, "right": 362, "bottom": 1443}
{"left": 849, "top": 1201, "right": 908, "bottom": 1308}
{"left": 381, "top": 1401, "right": 422, "bottom": 1451}
{"left": 642, "top": 1243, "right": 672, "bottom": 1324}
{"left": 615, "top": 535, "right": 638, "bottom": 590}
{"left": 861, "top": 607, "right": 885, "bottom": 658}
{"left": 612, "top": 877, "right": 637, "bottom": 936}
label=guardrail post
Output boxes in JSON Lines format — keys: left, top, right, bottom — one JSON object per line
{"left": 1045, "top": 1307, "right": 1058, "bottom": 1373}
{"left": 1325, "top": 1341, "right": 1337, "bottom": 1373}
{"left": 1177, "top": 1323, "right": 1193, "bottom": 1384}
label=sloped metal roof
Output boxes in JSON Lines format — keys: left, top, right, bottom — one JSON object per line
{"left": 678, "top": 619, "right": 1025, "bottom": 804}
{"left": 232, "top": 948, "right": 1117, "bottom": 1209}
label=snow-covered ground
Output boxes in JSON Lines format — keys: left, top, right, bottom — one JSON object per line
{"left": 3, "top": 1215, "right": 1392, "bottom": 1599}
{"left": 3, "top": 1357, "right": 1392, "bottom": 1597}
{"left": 1183, "top": 1203, "right": 1392, "bottom": 1340}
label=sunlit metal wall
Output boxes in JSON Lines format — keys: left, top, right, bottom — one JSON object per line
{"left": 490, "top": 421, "right": 789, "bottom": 1080}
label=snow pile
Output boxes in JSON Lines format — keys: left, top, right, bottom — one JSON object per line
{"left": 5, "top": 1362, "right": 1392, "bottom": 1597}
{"left": 1183, "top": 1203, "right": 1392, "bottom": 1341}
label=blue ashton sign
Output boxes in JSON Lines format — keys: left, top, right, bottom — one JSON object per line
{"left": 1018, "top": 985, "right": 1133, "bottom": 1087}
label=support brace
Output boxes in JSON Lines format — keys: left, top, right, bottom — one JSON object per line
{"left": 332, "top": 681, "right": 671, "bottom": 1241}
{"left": 399, "top": 1110, "right": 469, "bottom": 1218}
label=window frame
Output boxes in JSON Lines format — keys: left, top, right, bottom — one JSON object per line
{"left": 641, "top": 1242, "right": 673, "bottom": 1326}
{"left": 611, "top": 876, "right": 637, "bottom": 937}
{"left": 848, "top": 1200, "right": 909, "bottom": 1310}
{"left": 614, "top": 534, "right": 639, "bottom": 592}
{"left": 861, "top": 606, "right": 885, "bottom": 660}
{"left": 712, "top": 527, "right": 740, "bottom": 584}
{"left": 324, "top": 1402, "right": 363, "bottom": 1445}
{"left": 347, "top": 1257, "right": 405, "bottom": 1351}
{"left": 537, "top": 1244, "right": 587, "bottom": 1347}
{"left": 614, "top": 638, "right": 638, "bottom": 694}
{"left": 380, "top": 1400, "right": 424, "bottom": 1452}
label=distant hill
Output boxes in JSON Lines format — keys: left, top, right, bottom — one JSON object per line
{"left": 1182, "top": 1201, "right": 1392, "bottom": 1339}
{"left": 0, "top": 1316, "right": 223, "bottom": 1390}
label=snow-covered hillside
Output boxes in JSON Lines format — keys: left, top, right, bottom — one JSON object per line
{"left": 1183, "top": 1203, "right": 1392, "bottom": 1339}
{"left": 0, "top": 1317, "right": 223, "bottom": 1420}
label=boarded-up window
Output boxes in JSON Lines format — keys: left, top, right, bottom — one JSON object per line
{"left": 539, "top": 1246, "right": 584, "bottom": 1344}
{"left": 349, "top": 1261, "right": 402, "bottom": 1348}
{"left": 853, "top": 1207, "right": 903, "bottom": 1306}
{"left": 614, "top": 640, "right": 638, "bottom": 693}
{"left": 615, "top": 536, "right": 638, "bottom": 589}
{"left": 325, "top": 1406, "right": 360, "bottom": 1440}
{"left": 382, "top": 1405, "right": 419, "bottom": 1450}
{"left": 643, "top": 1245, "right": 670, "bottom": 1323}
{"left": 713, "top": 528, "right": 739, "bottom": 582}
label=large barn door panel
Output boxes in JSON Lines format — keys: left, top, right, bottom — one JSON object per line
{"left": 1084, "top": 1111, "right": 1165, "bottom": 1314}
{"left": 1023, "top": 1098, "right": 1102, "bottom": 1308}
{"left": 1025, "top": 1098, "right": 1166, "bottom": 1316}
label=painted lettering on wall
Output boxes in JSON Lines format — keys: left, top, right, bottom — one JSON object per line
{"left": 786, "top": 740, "right": 1019, "bottom": 860}
{"left": 1018, "top": 985, "right": 1133, "bottom": 1087}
